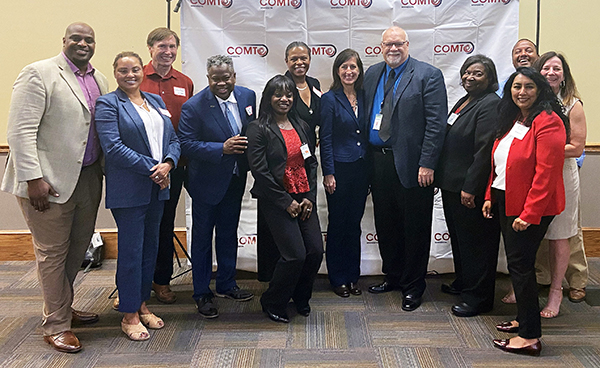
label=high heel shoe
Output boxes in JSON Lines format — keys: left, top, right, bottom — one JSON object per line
{"left": 540, "top": 287, "right": 563, "bottom": 319}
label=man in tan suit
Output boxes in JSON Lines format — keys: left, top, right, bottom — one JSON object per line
{"left": 1, "top": 23, "right": 109, "bottom": 353}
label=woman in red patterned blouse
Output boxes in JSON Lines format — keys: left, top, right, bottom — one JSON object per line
{"left": 246, "top": 75, "right": 324, "bottom": 324}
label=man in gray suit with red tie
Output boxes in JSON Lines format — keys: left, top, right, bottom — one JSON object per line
{"left": 364, "top": 26, "right": 447, "bottom": 311}
{"left": 1, "top": 23, "right": 109, "bottom": 352}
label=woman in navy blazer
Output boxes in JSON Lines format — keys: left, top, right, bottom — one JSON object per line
{"left": 96, "top": 52, "right": 180, "bottom": 341}
{"left": 320, "top": 49, "right": 369, "bottom": 297}
{"left": 436, "top": 55, "right": 501, "bottom": 316}
{"left": 483, "top": 67, "right": 568, "bottom": 356}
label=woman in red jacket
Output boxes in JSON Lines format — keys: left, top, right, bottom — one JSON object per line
{"left": 483, "top": 67, "right": 569, "bottom": 356}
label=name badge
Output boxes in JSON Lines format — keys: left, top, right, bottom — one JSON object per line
{"left": 300, "top": 143, "right": 311, "bottom": 159}
{"left": 173, "top": 87, "right": 186, "bottom": 97}
{"left": 159, "top": 108, "right": 172, "bottom": 118}
{"left": 312, "top": 86, "right": 322, "bottom": 98}
{"left": 373, "top": 114, "right": 383, "bottom": 130}
{"left": 447, "top": 113, "right": 459, "bottom": 126}
{"left": 245, "top": 105, "right": 253, "bottom": 116}
{"left": 510, "top": 122, "right": 530, "bottom": 140}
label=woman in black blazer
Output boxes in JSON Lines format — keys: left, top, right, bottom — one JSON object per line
{"left": 284, "top": 41, "right": 322, "bottom": 145}
{"left": 247, "top": 75, "right": 324, "bottom": 323}
{"left": 435, "top": 54, "right": 501, "bottom": 317}
{"left": 320, "top": 49, "right": 369, "bottom": 297}
{"left": 257, "top": 42, "right": 323, "bottom": 282}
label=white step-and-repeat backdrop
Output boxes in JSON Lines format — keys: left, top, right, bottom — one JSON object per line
{"left": 180, "top": 0, "right": 518, "bottom": 274}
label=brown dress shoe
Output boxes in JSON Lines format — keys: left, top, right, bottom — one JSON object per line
{"left": 44, "top": 331, "right": 82, "bottom": 353}
{"left": 71, "top": 308, "right": 99, "bottom": 325}
{"left": 569, "top": 288, "right": 586, "bottom": 303}
{"left": 153, "top": 282, "right": 177, "bottom": 304}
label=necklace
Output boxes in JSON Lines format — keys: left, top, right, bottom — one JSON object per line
{"left": 296, "top": 84, "right": 308, "bottom": 91}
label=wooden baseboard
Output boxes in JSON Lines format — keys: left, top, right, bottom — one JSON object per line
{"left": 0, "top": 229, "right": 188, "bottom": 261}
{"left": 2, "top": 228, "right": 600, "bottom": 261}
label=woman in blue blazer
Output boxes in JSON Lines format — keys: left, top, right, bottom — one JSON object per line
{"left": 96, "top": 52, "right": 180, "bottom": 341}
{"left": 320, "top": 49, "right": 369, "bottom": 297}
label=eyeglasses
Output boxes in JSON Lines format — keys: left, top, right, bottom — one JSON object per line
{"left": 382, "top": 41, "right": 408, "bottom": 49}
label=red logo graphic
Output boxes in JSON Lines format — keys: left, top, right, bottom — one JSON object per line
{"left": 189, "top": 0, "right": 232, "bottom": 7}
{"left": 238, "top": 235, "right": 257, "bottom": 246}
{"left": 259, "top": 0, "right": 302, "bottom": 8}
{"left": 400, "top": 0, "right": 442, "bottom": 7}
{"left": 226, "top": 44, "right": 269, "bottom": 57}
{"left": 330, "top": 0, "right": 372, "bottom": 7}
{"left": 364, "top": 45, "right": 382, "bottom": 57}
{"left": 434, "top": 42, "right": 475, "bottom": 55}
{"left": 310, "top": 44, "right": 337, "bottom": 58}
{"left": 365, "top": 233, "right": 378, "bottom": 242}
{"left": 471, "top": 0, "right": 511, "bottom": 5}
{"left": 433, "top": 232, "right": 450, "bottom": 242}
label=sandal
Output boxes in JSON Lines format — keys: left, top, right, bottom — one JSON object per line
{"left": 139, "top": 313, "right": 164, "bottom": 329}
{"left": 121, "top": 321, "right": 150, "bottom": 341}
{"left": 540, "top": 287, "right": 563, "bottom": 319}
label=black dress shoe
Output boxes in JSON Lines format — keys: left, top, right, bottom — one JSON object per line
{"left": 333, "top": 285, "right": 350, "bottom": 298}
{"left": 262, "top": 307, "right": 289, "bottom": 323}
{"left": 297, "top": 305, "right": 311, "bottom": 317}
{"left": 451, "top": 302, "right": 480, "bottom": 317}
{"left": 493, "top": 339, "right": 542, "bottom": 356}
{"left": 349, "top": 282, "right": 362, "bottom": 295}
{"left": 368, "top": 281, "right": 398, "bottom": 294}
{"left": 495, "top": 321, "right": 519, "bottom": 333}
{"left": 196, "top": 295, "right": 219, "bottom": 319}
{"left": 441, "top": 283, "right": 461, "bottom": 295}
{"left": 402, "top": 294, "right": 422, "bottom": 311}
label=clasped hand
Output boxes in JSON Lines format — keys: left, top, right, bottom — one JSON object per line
{"left": 150, "top": 162, "right": 172, "bottom": 190}
{"left": 286, "top": 198, "right": 313, "bottom": 221}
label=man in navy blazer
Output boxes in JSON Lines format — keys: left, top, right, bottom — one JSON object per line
{"left": 178, "top": 55, "right": 256, "bottom": 318}
{"left": 364, "top": 26, "right": 447, "bottom": 311}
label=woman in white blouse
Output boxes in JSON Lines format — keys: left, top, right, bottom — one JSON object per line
{"left": 96, "top": 51, "right": 180, "bottom": 341}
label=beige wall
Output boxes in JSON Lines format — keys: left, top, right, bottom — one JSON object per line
{"left": 0, "top": 0, "right": 181, "bottom": 144}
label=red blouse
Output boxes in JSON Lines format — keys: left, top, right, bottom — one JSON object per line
{"left": 280, "top": 128, "right": 310, "bottom": 194}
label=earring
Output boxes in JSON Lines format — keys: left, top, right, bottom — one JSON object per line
{"left": 560, "top": 80, "right": 566, "bottom": 88}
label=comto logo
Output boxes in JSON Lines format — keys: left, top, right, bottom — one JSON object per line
{"left": 364, "top": 45, "right": 382, "bottom": 57}
{"left": 434, "top": 42, "right": 474, "bottom": 55}
{"left": 471, "top": 0, "right": 511, "bottom": 5}
{"left": 310, "top": 44, "right": 337, "bottom": 58}
{"left": 189, "top": 0, "right": 232, "bottom": 7}
{"left": 400, "top": 0, "right": 442, "bottom": 8}
{"left": 259, "top": 0, "right": 302, "bottom": 8}
{"left": 226, "top": 44, "right": 269, "bottom": 57}
{"left": 330, "top": 0, "right": 372, "bottom": 7}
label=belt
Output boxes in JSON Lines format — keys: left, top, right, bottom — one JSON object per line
{"left": 370, "top": 146, "right": 393, "bottom": 154}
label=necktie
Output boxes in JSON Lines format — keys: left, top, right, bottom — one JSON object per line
{"left": 224, "top": 101, "right": 240, "bottom": 135}
{"left": 223, "top": 101, "right": 240, "bottom": 175}
{"left": 379, "top": 69, "right": 396, "bottom": 142}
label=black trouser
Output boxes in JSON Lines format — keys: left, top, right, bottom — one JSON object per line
{"left": 259, "top": 194, "right": 324, "bottom": 315}
{"left": 325, "top": 159, "right": 369, "bottom": 287}
{"left": 370, "top": 149, "right": 433, "bottom": 297}
{"left": 442, "top": 189, "right": 501, "bottom": 310}
{"left": 495, "top": 189, "right": 553, "bottom": 339}
{"left": 154, "top": 166, "right": 188, "bottom": 285}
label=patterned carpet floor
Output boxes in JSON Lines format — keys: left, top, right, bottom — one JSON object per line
{"left": 0, "top": 259, "right": 599, "bottom": 368}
